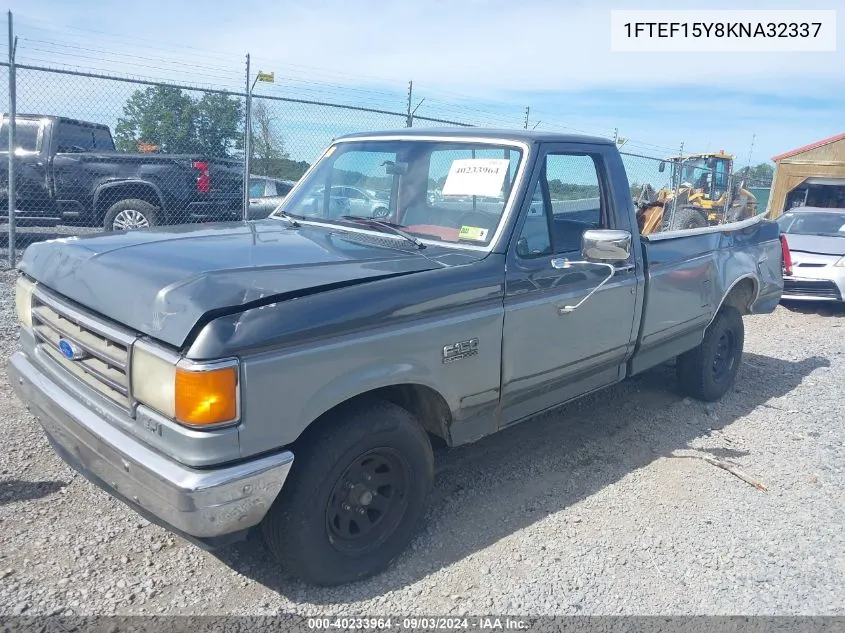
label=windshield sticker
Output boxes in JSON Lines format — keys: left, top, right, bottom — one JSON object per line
{"left": 441, "top": 158, "right": 510, "bottom": 198}
{"left": 458, "top": 225, "right": 489, "bottom": 241}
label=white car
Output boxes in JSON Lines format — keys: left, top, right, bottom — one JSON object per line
{"left": 778, "top": 206, "right": 845, "bottom": 303}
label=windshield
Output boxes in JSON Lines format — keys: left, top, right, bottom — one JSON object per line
{"left": 673, "top": 157, "right": 712, "bottom": 188}
{"left": 272, "top": 139, "right": 524, "bottom": 248}
{"left": 0, "top": 118, "right": 41, "bottom": 152}
{"left": 777, "top": 211, "right": 845, "bottom": 237}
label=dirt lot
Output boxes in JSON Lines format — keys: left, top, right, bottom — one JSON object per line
{"left": 1, "top": 235, "right": 844, "bottom": 616}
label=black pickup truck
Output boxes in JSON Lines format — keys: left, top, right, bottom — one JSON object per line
{"left": 1, "top": 114, "right": 243, "bottom": 231}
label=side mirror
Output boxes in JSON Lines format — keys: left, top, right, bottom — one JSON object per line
{"left": 581, "top": 229, "right": 632, "bottom": 262}
{"left": 658, "top": 161, "right": 666, "bottom": 173}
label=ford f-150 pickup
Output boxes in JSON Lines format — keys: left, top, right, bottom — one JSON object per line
{"left": 1, "top": 114, "right": 243, "bottom": 230}
{"left": 9, "top": 128, "right": 785, "bottom": 587}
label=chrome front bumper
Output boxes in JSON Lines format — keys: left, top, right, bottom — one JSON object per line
{"left": 9, "top": 351, "right": 294, "bottom": 545}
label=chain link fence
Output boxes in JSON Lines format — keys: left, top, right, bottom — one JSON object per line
{"left": 2, "top": 48, "right": 758, "bottom": 265}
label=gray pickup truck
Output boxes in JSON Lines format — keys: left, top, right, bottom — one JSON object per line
{"left": 9, "top": 129, "right": 786, "bottom": 587}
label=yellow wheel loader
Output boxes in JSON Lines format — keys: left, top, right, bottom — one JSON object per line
{"left": 635, "top": 151, "right": 758, "bottom": 235}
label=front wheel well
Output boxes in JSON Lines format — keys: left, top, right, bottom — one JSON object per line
{"left": 298, "top": 384, "right": 453, "bottom": 449}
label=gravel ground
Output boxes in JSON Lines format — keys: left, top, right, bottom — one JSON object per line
{"left": 0, "top": 231, "right": 844, "bottom": 616}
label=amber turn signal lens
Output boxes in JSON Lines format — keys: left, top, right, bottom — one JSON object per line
{"left": 174, "top": 365, "right": 238, "bottom": 426}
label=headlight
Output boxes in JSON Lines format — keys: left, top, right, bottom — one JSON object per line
{"left": 834, "top": 255, "right": 845, "bottom": 267}
{"left": 131, "top": 342, "right": 239, "bottom": 428}
{"left": 15, "top": 276, "right": 36, "bottom": 329}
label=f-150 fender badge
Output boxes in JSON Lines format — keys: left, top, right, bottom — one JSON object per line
{"left": 442, "top": 338, "right": 479, "bottom": 364}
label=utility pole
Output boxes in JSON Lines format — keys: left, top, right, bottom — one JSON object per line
{"left": 745, "top": 134, "right": 756, "bottom": 178}
{"left": 7, "top": 11, "right": 17, "bottom": 268}
{"left": 406, "top": 81, "right": 413, "bottom": 127}
{"left": 523, "top": 106, "right": 530, "bottom": 130}
{"left": 613, "top": 128, "right": 618, "bottom": 143}
{"left": 405, "top": 80, "right": 425, "bottom": 128}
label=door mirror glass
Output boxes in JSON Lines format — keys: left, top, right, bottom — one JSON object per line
{"left": 581, "top": 229, "right": 632, "bottom": 261}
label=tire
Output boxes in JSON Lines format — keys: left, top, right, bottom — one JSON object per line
{"left": 261, "top": 398, "right": 434, "bottom": 586}
{"left": 103, "top": 199, "right": 159, "bottom": 231}
{"left": 676, "top": 305, "right": 744, "bottom": 402}
{"left": 372, "top": 206, "right": 389, "bottom": 219}
{"left": 667, "top": 205, "right": 708, "bottom": 231}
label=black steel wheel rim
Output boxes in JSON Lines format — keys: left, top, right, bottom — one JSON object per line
{"left": 712, "top": 330, "right": 735, "bottom": 382}
{"left": 325, "top": 447, "right": 411, "bottom": 554}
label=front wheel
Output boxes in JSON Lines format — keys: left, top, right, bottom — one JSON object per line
{"left": 261, "top": 398, "right": 434, "bottom": 586}
{"left": 666, "top": 205, "right": 708, "bottom": 231}
{"left": 676, "top": 306, "right": 745, "bottom": 402}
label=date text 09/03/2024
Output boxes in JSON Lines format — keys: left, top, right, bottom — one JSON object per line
{"left": 623, "top": 21, "right": 823, "bottom": 38}
{"left": 307, "top": 618, "right": 531, "bottom": 630}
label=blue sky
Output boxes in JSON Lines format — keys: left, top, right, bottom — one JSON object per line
{"left": 3, "top": 0, "right": 843, "bottom": 168}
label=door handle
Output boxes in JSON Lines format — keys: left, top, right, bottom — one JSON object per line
{"left": 613, "top": 264, "right": 635, "bottom": 274}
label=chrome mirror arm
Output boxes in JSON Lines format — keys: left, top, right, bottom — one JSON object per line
{"left": 550, "top": 257, "right": 617, "bottom": 315}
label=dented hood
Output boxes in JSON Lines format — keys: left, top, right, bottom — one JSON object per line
{"left": 18, "top": 220, "right": 443, "bottom": 347}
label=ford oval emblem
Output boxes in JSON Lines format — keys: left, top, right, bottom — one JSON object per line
{"left": 58, "top": 338, "right": 88, "bottom": 361}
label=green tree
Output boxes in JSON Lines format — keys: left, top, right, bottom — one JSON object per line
{"left": 114, "top": 86, "right": 196, "bottom": 153}
{"left": 736, "top": 162, "right": 775, "bottom": 187}
{"left": 195, "top": 92, "right": 243, "bottom": 157}
{"left": 114, "top": 86, "right": 243, "bottom": 157}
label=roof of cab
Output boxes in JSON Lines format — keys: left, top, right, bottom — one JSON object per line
{"left": 334, "top": 127, "right": 614, "bottom": 146}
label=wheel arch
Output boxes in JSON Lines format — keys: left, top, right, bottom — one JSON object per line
{"left": 295, "top": 382, "right": 453, "bottom": 449}
{"left": 94, "top": 181, "right": 165, "bottom": 220}
{"left": 710, "top": 274, "right": 760, "bottom": 325}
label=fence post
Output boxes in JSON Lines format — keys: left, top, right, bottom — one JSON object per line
{"left": 7, "top": 11, "right": 17, "bottom": 268}
{"left": 667, "top": 141, "right": 683, "bottom": 230}
{"left": 242, "top": 53, "right": 252, "bottom": 221}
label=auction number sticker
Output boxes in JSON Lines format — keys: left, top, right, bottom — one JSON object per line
{"left": 441, "top": 158, "right": 510, "bottom": 198}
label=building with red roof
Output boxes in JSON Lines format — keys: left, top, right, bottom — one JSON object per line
{"left": 768, "top": 132, "right": 845, "bottom": 217}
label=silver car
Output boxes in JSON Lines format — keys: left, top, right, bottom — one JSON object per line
{"left": 777, "top": 205, "right": 845, "bottom": 303}
{"left": 248, "top": 176, "right": 296, "bottom": 219}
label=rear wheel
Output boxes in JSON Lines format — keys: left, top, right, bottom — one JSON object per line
{"left": 261, "top": 398, "right": 434, "bottom": 586}
{"left": 676, "top": 305, "right": 744, "bottom": 402}
{"left": 103, "top": 199, "right": 159, "bottom": 231}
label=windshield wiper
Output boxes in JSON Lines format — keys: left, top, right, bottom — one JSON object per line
{"left": 340, "top": 215, "right": 426, "bottom": 249}
{"left": 271, "top": 210, "right": 301, "bottom": 227}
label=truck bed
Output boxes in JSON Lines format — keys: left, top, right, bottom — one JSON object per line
{"left": 630, "top": 215, "right": 783, "bottom": 375}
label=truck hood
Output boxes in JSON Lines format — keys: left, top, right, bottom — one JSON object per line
{"left": 784, "top": 233, "right": 845, "bottom": 257}
{"left": 18, "top": 221, "right": 445, "bottom": 348}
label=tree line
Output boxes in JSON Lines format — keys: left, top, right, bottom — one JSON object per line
{"left": 113, "top": 85, "right": 778, "bottom": 190}
{"left": 114, "top": 85, "right": 310, "bottom": 181}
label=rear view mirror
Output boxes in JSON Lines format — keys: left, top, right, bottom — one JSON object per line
{"left": 581, "top": 229, "right": 632, "bottom": 261}
{"left": 383, "top": 161, "right": 408, "bottom": 175}
{"left": 658, "top": 161, "right": 666, "bottom": 173}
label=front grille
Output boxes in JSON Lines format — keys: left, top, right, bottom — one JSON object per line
{"left": 783, "top": 279, "right": 842, "bottom": 300}
{"left": 31, "top": 290, "right": 135, "bottom": 410}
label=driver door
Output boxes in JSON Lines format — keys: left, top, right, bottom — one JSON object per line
{"left": 500, "top": 144, "right": 640, "bottom": 425}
